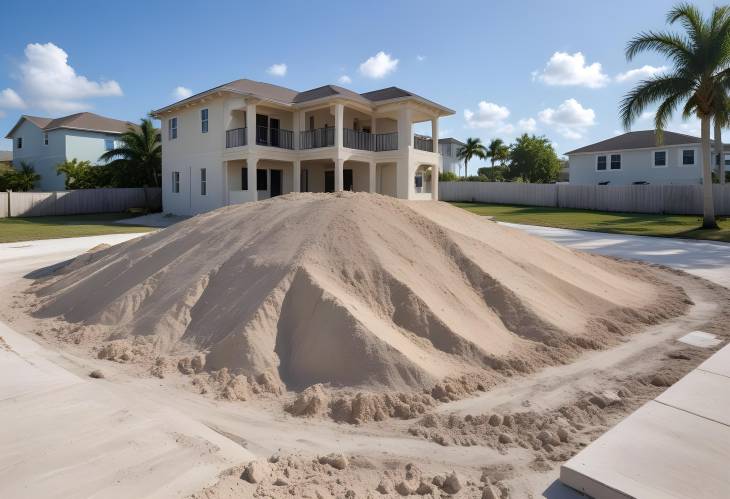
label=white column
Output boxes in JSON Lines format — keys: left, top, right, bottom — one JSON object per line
{"left": 248, "top": 156, "right": 258, "bottom": 201}
{"left": 431, "top": 164, "right": 439, "bottom": 201}
{"left": 334, "top": 103, "right": 344, "bottom": 149}
{"left": 431, "top": 117, "right": 439, "bottom": 153}
{"left": 222, "top": 161, "right": 229, "bottom": 206}
{"left": 246, "top": 101, "right": 257, "bottom": 147}
{"left": 369, "top": 161, "right": 376, "bottom": 193}
{"left": 371, "top": 114, "right": 377, "bottom": 134}
{"left": 292, "top": 111, "right": 300, "bottom": 150}
{"left": 335, "top": 158, "right": 344, "bottom": 191}
{"left": 398, "top": 107, "right": 413, "bottom": 151}
{"left": 293, "top": 160, "right": 301, "bottom": 192}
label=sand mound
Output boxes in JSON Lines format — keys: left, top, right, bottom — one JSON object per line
{"left": 31, "top": 192, "right": 685, "bottom": 392}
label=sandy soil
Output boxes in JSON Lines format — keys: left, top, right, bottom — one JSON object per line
{"left": 2, "top": 193, "right": 728, "bottom": 498}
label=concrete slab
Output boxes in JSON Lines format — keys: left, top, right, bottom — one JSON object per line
{"left": 698, "top": 343, "right": 730, "bottom": 378}
{"left": 677, "top": 330, "right": 721, "bottom": 348}
{"left": 561, "top": 400, "right": 730, "bottom": 499}
{"left": 656, "top": 369, "right": 730, "bottom": 426}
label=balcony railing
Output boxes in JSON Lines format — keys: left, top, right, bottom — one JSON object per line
{"left": 343, "top": 128, "right": 373, "bottom": 151}
{"left": 414, "top": 136, "right": 434, "bottom": 152}
{"left": 257, "top": 126, "right": 294, "bottom": 149}
{"left": 374, "top": 132, "right": 398, "bottom": 151}
{"left": 300, "top": 127, "right": 335, "bottom": 149}
{"left": 225, "top": 127, "right": 247, "bottom": 148}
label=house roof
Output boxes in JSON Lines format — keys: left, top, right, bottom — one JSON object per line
{"left": 564, "top": 130, "right": 729, "bottom": 155}
{"left": 5, "top": 112, "right": 133, "bottom": 138}
{"left": 438, "top": 137, "right": 465, "bottom": 146}
{"left": 152, "top": 79, "right": 454, "bottom": 116}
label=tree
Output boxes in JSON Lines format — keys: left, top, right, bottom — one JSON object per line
{"left": 620, "top": 3, "right": 730, "bottom": 229}
{"left": 507, "top": 134, "right": 561, "bottom": 183}
{"left": 485, "top": 138, "right": 510, "bottom": 180}
{"left": 456, "top": 137, "right": 487, "bottom": 178}
{"left": 1, "top": 162, "right": 41, "bottom": 191}
{"left": 714, "top": 97, "right": 729, "bottom": 184}
{"left": 56, "top": 159, "right": 107, "bottom": 189}
{"left": 99, "top": 118, "right": 161, "bottom": 187}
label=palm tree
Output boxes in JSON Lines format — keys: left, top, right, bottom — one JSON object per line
{"left": 11, "top": 162, "right": 41, "bottom": 191}
{"left": 486, "top": 138, "right": 509, "bottom": 180}
{"left": 99, "top": 118, "right": 161, "bottom": 187}
{"left": 620, "top": 3, "right": 730, "bottom": 229}
{"left": 714, "top": 98, "right": 728, "bottom": 184}
{"left": 457, "top": 137, "right": 487, "bottom": 178}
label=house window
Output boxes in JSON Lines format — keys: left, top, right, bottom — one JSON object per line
{"left": 653, "top": 150, "right": 667, "bottom": 167}
{"left": 596, "top": 155, "right": 607, "bottom": 171}
{"left": 172, "top": 171, "right": 180, "bottom": 193}
{"left": 43, "top": 133, "right": 49, "bottom": 146}
{"left": 415, "top": 174, "right": 423, "bottom": 188}
{"left": 105, "top": 138, "right": 115, "bottom": 151}
{"left": 241, "top": 168, "right": 248, "bottom": 190}
{"left": 300, "top": 168, "right": 309, "bottom": 192}
{"left": 256, "top": 169, "right": 267, "bottom": 191}
{"left": 200, "top": 168, "right": 207, "bottom": 195}
{"left": 309, "top": 116, "right": 315, "bottom": 130}
{"left": 610, "top": 154, "right": 621, "bottom": 170}
{"left": 168, "top": 118, "right": 178, "bottom": 140}
{"left": 16, "top": 137, "right": 22, "bottom": 149}
{"left": 201, "top": 109, "right": 209, "bottom": 133}
{"left": 682, "top": 149, "right": 695, "bottom": 165}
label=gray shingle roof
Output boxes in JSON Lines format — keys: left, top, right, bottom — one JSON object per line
{"left": 5, "top": 112, "right": 132, "bottom": 138}
{"left": 566, "top": 130, "right": 705, "bottom": 155}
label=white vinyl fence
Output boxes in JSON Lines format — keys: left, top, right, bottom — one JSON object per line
{"left": 1, "top": 188, "right": 162, "bottom": 218}
{"left": 439, "top": 182, "right": 730, "bottom": 216}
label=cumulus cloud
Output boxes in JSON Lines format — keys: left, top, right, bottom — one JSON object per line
{"left": 359, "top": 51, "right": 399, "bottom": 79}
{"left": 338, "top": 75, "right": 352, "bottom": 84}
{"left": 172, "top": 86, "right": 193, "bottom": 100}
{"left": 267, "top": 63, "right": 287, "bottom": 77}
{"left": 464, "top": 101, "right": 511, "bottom": 129}
{"left": 538, "top": 98, "right": 596, "bottom": 139}
{"left": 615, "top": 65, "right": 667, "bottom": 83}
{"left": 536, "top": 51, "right": 609, "bottom": 88}
{"left": 0, "top": 88, "right": 25, "bottom": 108}
{"left": 7, "top": 42, "right": 122, "bottom": 113}
{"left": 517, "top": 117, "right": 537, "bottom": 133}
{"left": 416, "top": 55, "right": 426, "bottom": 62}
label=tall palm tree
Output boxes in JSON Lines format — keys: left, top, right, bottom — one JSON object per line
{"left": 457, "top": 137, "right": 487, "bottom": 178}
{"left": 11, "top": 162, "right": 41, "bottom": 191}
{"left": 99, "top": 118, "right": 161, "bottom": 187}
{"left": 714, "top": 97, "right": 728, "bottom": 184}
{"left": 486, "top": 138, "right": 509, "bottom": 180}
{"left": 621, "top": 3, "right": 730, "bottom": 229}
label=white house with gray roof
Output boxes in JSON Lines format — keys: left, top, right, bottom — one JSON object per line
{"left": 152, "top": 78, "right": 453, "bottom": 216}
{"left": 566, "top": 130, "right": 729, "bottom": 186}
{"left": 4, "top": 112, "right": 133, "bottom": 191}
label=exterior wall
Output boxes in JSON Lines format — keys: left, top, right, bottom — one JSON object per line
{"left": 569, "top": 144, "right": 710, "bottom": 185}
{"left": 439, "top": 141, "right": 463, "bottom": 174}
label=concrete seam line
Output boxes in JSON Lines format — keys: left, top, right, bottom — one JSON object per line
{"left": 653, "top": 399, "right": 730, "bottom": 429}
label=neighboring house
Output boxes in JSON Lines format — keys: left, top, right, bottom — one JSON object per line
{"left": 566, "top": 130, "right": 729, "bottom": 185}
{"left": 558, "top": 159, "right": 569, "bottom": 182}
{"left": 4, "top": 112, "right": 133, "bottom": 191}
{"left": 151, "top": 79, "right": 453, "bottom": 216}
{"left": 438, "top": 137, "right": 465, "bottom": 175}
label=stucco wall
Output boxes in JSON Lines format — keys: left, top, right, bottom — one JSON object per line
{"left": 10, "top": 120, "right": 65, "bottom": 190}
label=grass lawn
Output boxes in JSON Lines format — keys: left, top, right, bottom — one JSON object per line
{"left": 0, "top": 213, "right": 156, "bottom": 243}
{"left": 453, "top": 202, "right": 730, "bottom": 243}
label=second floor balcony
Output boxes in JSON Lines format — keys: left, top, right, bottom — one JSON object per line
{"left": 414, "top": 135, "right": 434, "bottom": 152}
{"left": 257, "top": 126, "right": 294, "bottom": 149}
{"left": 343, "top": 129, "right": 398, "bottom": 152}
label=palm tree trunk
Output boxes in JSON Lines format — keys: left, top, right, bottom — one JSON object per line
{"left": 701, "top": 116, "right": 718, "bottom": 229}
{"left": 464, "top": 159, "right": 468, "bottom": 179}
{"left": 715, "top": 119, "right": 724, "bottom": 184}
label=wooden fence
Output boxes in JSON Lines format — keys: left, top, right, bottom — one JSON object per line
{"left": 1, "top": 188, "right": 162, "bottom": 218}
{"left": 439, "top": 182, "right": 730, "bottom": 216}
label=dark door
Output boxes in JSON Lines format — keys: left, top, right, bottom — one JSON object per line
{"left": 324, "top": 170, "right": 334, "bottom": 193}
{"left": 270, "top": 118, "right": 280, "bottom": 147}
{"left": 256, "top": 114, "right": 268, "bottom": 145}
{"left": 270, "top": 169, "right": 282, "bottom": 197}
{"left": 344, "top": 169, "right": 353, "bottom": 191}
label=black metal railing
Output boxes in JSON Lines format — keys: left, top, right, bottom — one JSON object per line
{"left": 300, "top": 127, "right": 335, "bottom": 149}
{"left": 374, "top": 132, "right": 398, "bottom": 151}
{"left": 414, "top": 135, "right": 434, "bottom": 152}
{"left": 256, "top": 126, "right": 294, "bottom": 149}
{"left": 343, "top": 128, "right": 373, "bottom": 151}
{"left": 225, "top": 127, "right": 247, "bottom": 148}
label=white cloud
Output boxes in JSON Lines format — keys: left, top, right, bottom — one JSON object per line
{"left": 416, "top": 55, "right": 426, "bottom": 62}
{"left": 0, "top": 88, "right": 25, "bottom": 108}
{"left": 10, "top": 42, "right": 122, "bottom": 113}
{"left": 359, "top": 51, "right": 399, "bottom": 79}
{"left": 615, "top": 65, "right": 667, "bottom": 83}
{"left": 267, "top": 63, "right": 287, "bottom": 77}
{"left": 639, "top": 110, "right": 656, "bottom": 121}
{"left": 537, "top": 51, "right": 609, "bottom": 88}
{"left": 464, "top": 101, "right": 511, "bottom": 129}
{"left": 172, "top": 86, "right": 192, "bottom": 100}
{"left": 338, "top": 75, "right": 352, "bottom": 84}
{"left": 517, "top": 117, "right": 537, "bottom": 133}
{"left": 538, "top": 98, "right": 596, "bottom": 139}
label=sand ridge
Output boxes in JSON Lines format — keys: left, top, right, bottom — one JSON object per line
{"left": 29, "top": 192, "right": 687, "bottom": 398}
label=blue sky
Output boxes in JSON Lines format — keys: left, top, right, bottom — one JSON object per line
{"left": 0, "top": 0, "right": 722, "bottom": 158}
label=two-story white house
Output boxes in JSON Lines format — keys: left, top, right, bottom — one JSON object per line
{"left": 567, "top": 130, "right": 729, "bottom": 185}
{"left": 151, "top": 79, "right": 453, "bottom": 215}
{"left": 4, "top": 112, "right": 133, "bottom": 191}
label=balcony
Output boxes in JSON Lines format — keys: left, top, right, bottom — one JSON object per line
{"left": 300, "top": 127, "right": 335, "bottom": 149}
{"left": 226, "top": 127, "right": 247, "bottom": 148}
{"left": 342, "top": 129, "right": 398, "bottom": 152}
{"left": 257, "top": 126, "right": 294, "bottom": 149}
{"left": 414, "top": 135, "right": 434, "bottom": 152}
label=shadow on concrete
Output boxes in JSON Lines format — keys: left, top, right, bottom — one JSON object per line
{"left": 543, "top": 479, "right": 587, "bottom": 498}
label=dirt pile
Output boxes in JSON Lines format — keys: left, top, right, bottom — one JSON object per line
{"left": 30, "top": 192, "right": 686, "bottom": 394}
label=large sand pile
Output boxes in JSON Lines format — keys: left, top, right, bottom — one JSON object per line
{"left": 30, "top": 192, "right": 684, "bottom": 394}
